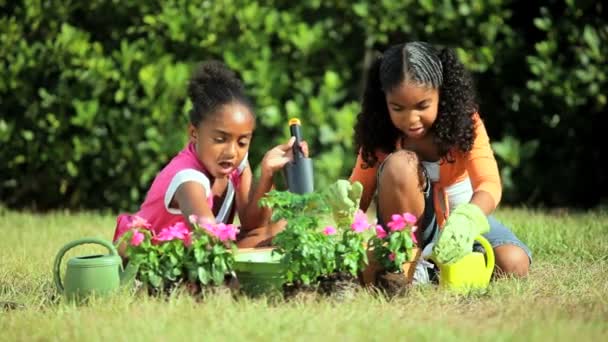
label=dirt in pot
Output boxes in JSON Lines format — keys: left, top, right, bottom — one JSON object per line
{"left": 142, "top": 272, "right": 239, "bottom": 299}
{"left": 282, "top": 282, "right": 318, "bottom": 301}
{"left": 317, "top": 272, "right": 360, "bottom": 301}
{"left": 377, "top": 272, "right": 410, "bottom": 298}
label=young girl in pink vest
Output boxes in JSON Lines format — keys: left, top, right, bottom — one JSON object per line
{"left": 113, "top": 61, "right": 307, "bottom": 249}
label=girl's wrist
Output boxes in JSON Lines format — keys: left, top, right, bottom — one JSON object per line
{"left": 259, "top": 168, "right": 275, "bottom": 185}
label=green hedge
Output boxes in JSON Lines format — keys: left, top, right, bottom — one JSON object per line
{"left": 1, "top": 0, "right": 605, "bottom": 211}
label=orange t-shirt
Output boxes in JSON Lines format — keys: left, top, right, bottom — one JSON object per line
{"left": 349, "top": 114, "right": 501, "bottom": 222}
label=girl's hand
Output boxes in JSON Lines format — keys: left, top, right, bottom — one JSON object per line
{"left": 260, "top": 137, "right": 309, "bottom": 179}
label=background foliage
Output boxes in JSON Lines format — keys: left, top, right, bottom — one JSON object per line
{"left": 1, "top": 0, "right": 606, "bottom": 211}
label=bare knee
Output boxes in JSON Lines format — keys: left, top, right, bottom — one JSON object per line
{"left": 380, "top": 150, "right": 423, "bottom": 190}
{"left": 493, "top": 245, "right": 530, "bottom": 278}
{"left": 377, "top": 150, "right": 426, "bottom": 223}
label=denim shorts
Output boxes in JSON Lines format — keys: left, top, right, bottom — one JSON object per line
{"left": 375, "top": 153, "right": 532, "bottom": 262}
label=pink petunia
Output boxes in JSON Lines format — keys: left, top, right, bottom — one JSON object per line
{"left": 204, "top": 223, "right": 239, "bottom": 242}
{"left": 152, "top": 221, "right": 192, "bottom": 245}
{"left": 323, "top": 226, "right": 337, "bottom": 235}
{"left": 130, "top": 229, "right": 144, "bottom": 246}
{"left": 189, "top": 214, "right": 214, "bottom": 228}
{"left": 387, "top": 213, "right": 418, "bottom": 232}
{"left": 388, "top": 253, "right": 396, "bottom": 261}
{"left": 351, "top": 210, "right": 370, "bottom": 233}
{"left": 410, "top": 230, "right": 418, "bottom": 245}
{"left": 403, "top": 213, "right": 417, "bottom": 225}
{"left": 216, "top": 223, "right": 240, "bottom": 242}
{"left": 128, "top": 216, "right": 151, "bottom": 230}
{"left": 387, "top": 214, "right": 406, "bottom": 232}
{"left": 183, "top": 232, "right": 193, "bottom": 247}
{"left": 375, "top": 225, "right": 387, "bottom": 239}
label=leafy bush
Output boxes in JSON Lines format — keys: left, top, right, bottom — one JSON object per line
{"left": 1, "top": 1, "right": 605, "bottom": 210}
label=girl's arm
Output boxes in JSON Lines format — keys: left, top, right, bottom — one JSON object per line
{"left": 236, "top": 137, "right": 308, "bottom": 230}
{"left": 235, "top": 164, "right": 272, "bottom": 231}
{"left": 173, "top": 181, "right": 215, "bottom": 222}
{"left": 349, "top": 152, "right": 379, "bottom": 212}
{"left": 465, "top": 114, "right": 502, "bottom": 215}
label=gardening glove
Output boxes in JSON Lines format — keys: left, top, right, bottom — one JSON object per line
{"left": 432, "top": 203, "right": 490, "bottom": 265}
{"left": 324, "top": 180, "right": 363, "bottom": 228}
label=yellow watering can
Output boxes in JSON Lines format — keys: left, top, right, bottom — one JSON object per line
{"left": 430, "top": 236, "right": 495, "bottom": 293}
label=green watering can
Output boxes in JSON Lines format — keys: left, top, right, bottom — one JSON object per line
{"left": 53, "top": 238, "right": 138, "bottom": 301}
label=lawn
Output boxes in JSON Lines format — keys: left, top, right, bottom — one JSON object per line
{"left": 1, "top": 207, "right": 607, "bottom": 341}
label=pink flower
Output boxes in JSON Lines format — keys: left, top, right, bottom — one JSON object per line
{"left": 375, "top": 225, "right": 387, "bottom": 239}
{"left": 388, "top": 253, "right": 396, "bottom": 261}
{"left": 152, "top": 222, "right": 192, "bottom": 245}
{"left": 183, "top": 232, "right": 193, "bottom": 247}
{"left": 410, "top": 230, "right": 418, "bottom": 245}
{"left": 214, "top": 223, "right": 240, "bottom": 242}
{"left": 189, "top": 214, "right": 213, "bottom": 228}
{"left": 323, "top": 226, "right": 337, "bottom": 235}
{"left": 387, "top": 214, "right": 406, "bottom": 231}
{"left": 387, "top": 213, "right": 418, "bottom": 232}
{"left": 128, "top": 216, "right": 151, "bottom": 230}
{"left": 130, "top": 230, "right": 144, "bottom": 246}
{"left": 403, "top": 213, "right": 417, "bottom": 225}
{"left": 351, "top": 210, "right": 369, "bottom": 233}
{"left": 201, "top": 222, "right": 239, "bottom": 242}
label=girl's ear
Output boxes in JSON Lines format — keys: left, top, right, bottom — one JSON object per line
{"left": 188, "top": 123, "right": 198, "bottom": 143}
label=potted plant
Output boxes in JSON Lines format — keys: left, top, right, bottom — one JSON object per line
{"left": 117, "top": 215, "right": 239, "bottom": 296}
{"left": 365, "top": 213, "right": 420, "bottom": 296}
{"left": 259, "top": 180, "right": 371, "bottom": 298}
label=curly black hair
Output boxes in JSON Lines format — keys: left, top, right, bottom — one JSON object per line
{"left": 354, "top": 42, "right": 478, "bottom": 167}
{"left": 187, "top": 60, "right": 253, "bottom": 126}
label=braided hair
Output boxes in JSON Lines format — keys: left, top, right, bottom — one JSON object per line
{"left": 354, "top": 42, "right": 478, "bottom": 167}
{"left": 187, "top": 60, "right": 254, "bottom": 126}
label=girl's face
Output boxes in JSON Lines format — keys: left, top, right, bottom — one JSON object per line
{"left": 385, "top": 82, "right": 439, "bottom": 140}
{"left": 189, "top": 102, "right": 255, "bottom": 179}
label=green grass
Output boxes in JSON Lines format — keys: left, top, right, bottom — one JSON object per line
{"left": 1, "top": 207, "right": 607, "bottom": 341}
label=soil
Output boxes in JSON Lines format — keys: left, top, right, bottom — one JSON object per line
{"left": 283, "top": 272, "right": 361, "bottom": 301}
{"left": 377, "top": 272, "right": 410, "bottom": 297}
{"left": 317, "top": 272, "right": 360, "bottom": 301}
{"left": 282, "top": 282, "right": 318, "bottom": 301}
{"left": 142, "top": 272, "right": 239, "bottom": 298}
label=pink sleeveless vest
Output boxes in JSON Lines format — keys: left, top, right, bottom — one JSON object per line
{"left": 113, "top": 142, "right": 246, "bottom": 242}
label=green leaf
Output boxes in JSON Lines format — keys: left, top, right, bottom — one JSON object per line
{"left": 198, "top": 266, "right": 210, "bottom": 285}
{"left": 148, "top": 272, "right": 162, "bottom": 288}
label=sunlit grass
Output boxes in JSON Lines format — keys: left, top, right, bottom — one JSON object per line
{"left": 1, "top": 208, "right": 606, "bottom": 341}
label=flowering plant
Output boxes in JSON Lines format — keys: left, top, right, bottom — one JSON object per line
{"left": 368, "top": 213, "right": 419, "bottom": 273}
{"left": 185, "top": 215, "right": 239, "bottom": 286}
{"left": 259, "top": 180, "right": 370, "bottom": 286}
{"left": 328, "top": 209, "right": 370, "bottom": 278}
{"left": 260, "top": 190, "right": 335, "bottom": 285}
{"left": 118, "top": 215, "right": 239, "bottom": 291}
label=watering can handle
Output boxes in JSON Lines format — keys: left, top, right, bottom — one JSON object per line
{"left": 53, "top": 238, "right": 119, "bottom": 292}
{"left": 474, "top": 235, "right": 495, "bottom": 277}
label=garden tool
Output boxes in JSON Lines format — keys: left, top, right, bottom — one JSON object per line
{"left": 53, "top": 237, "right": 138, "bottom": 302}
{"left": 284, "top": 118, "right": 314, "bottom": 194}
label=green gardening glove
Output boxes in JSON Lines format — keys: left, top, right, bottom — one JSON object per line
{"left": 323, "top": 180, "right": 364, "bottom": 228}
{"left": 432, "top": 203, "right": 490, "bottom": 264}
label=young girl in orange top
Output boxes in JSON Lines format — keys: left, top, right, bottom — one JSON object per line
{"left": 350, "top": 42, "right": 530, "bottom": 277}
